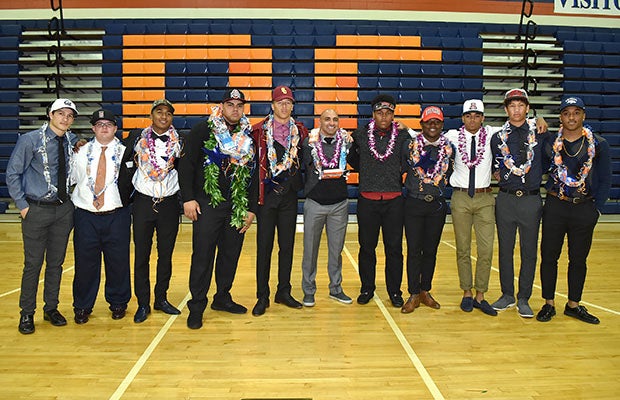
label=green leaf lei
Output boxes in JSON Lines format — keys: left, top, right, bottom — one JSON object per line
{"left": 203, "top": 112, "right": 253, "bottom": 229}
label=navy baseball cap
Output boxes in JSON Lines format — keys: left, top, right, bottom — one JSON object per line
{"left": 560, "top": 96, "right": 586, "bottom": 112}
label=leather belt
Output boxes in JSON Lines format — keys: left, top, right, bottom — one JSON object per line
{"left": 453, "top": 187, "right": 492, "bottom": 193}
{"left": 26, "top": 197, "right": 63, "bottom": 206}
{"left": 409, "top": 193, "right": 440, "bottom": 203}
{"left": 499, "top": 188, "right": 540, "bottom": 197}
{"left": 90, "top": 208, "right": 119, "bottom": 216}
{"left": 547, "top": 191, "right": 593, "bottom": 204}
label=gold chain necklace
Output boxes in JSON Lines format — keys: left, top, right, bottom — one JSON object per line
{"left": 562, "top": 135, "right": 585, "bottom": 158}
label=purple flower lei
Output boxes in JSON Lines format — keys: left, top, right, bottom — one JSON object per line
{"left": 457, "top": 125, "right": 487, "bottom": 169}
{"left": 311, "top": 130, "right": 344, "bottom": 169}
{"left": 367, "top": 120, "right": 398, "bottom": 162}
{"left": 409, "top": 133, "right": 453, "bottom": 185}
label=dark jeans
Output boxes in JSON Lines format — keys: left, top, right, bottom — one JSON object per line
{"left": 19, "top": 201, "right": 73, "bottom": 316}
{"left": 357, "top": 195, "right": 404, "bottom": 296}
{"left": 132, "top": 193, "right": 180, "bottom": 306}
{"left": 404, "top": 197, "right": 447, "bottom": 295}
{"left": 540, "top": 195, "right": 599, "bottom": 303}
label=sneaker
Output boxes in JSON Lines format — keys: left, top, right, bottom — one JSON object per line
{"left": 473, "top": 299, "right": 498, "bottom": 316}
{"left": 491, "top": 295, "right": 516, "bottom": 311}
{"left": 460, "top": 297, "right": 474, "bottom": 312}
{"left": 564, "top": 303, "right": 600, "bottom": 324}
{"left": 536, "top": 304, "right": 556, "bottom": 322}
{"left": 517, "top": 299, "right": 534, "bottom": 318}
{"left": 330, "top": 292, "right": 353, "bottom": 304}
{"left": 303, "top": 294, "right": 315, "bottom": 307}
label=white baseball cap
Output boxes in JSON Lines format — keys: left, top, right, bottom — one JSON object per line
{"left": 49, "top": 98, "right": 78, "bottom": 115}
{"left": 462, "top": 99, "right": 484, "bottom": 115}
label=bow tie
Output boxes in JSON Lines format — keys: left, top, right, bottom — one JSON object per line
{"left": 155, "top": 135, "right": 169, "bottom": 142}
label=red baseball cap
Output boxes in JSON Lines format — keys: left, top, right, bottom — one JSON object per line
{"left": 421, "top": 106, "right": 444, "bottom": 122}
{"left": 272, "top": 86, "right": 294, "bottom": 102}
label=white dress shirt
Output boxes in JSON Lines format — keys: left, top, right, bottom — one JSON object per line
{"left": 71, "top": 137, "right": 124, "bottom": 212}
{"left": 132, "top": 133, "right": 180, "bottom": 198}
{"left": 445, "top": 125, "right": 494, "bottom": 189}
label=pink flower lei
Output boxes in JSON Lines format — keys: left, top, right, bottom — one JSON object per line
{"left": 552, "top": 126, "right": 595, "bottom": 194}
{"left": 310, "top": 129, "right": 346, "bottom": 170}
{"left": 457, "top": 125, "right": 487, "bottom": 169}
{"left": 408, "top": 132, "right": 453, "bottom": 186}
{"left": 367, "top": 120, "right": 398, "bottom": 162}
{"left": 497, "top": 120, "right": 537, "bottom": 182}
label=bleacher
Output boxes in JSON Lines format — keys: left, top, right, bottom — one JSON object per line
{"left": 0, "top": 19, "right": 619, "bottom": 214}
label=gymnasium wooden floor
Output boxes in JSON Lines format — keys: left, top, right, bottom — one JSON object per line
{"left": 0, "top": 217, "right": 618, "bottom": 400}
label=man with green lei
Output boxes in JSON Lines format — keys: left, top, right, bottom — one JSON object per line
{"left": 178, "top": 89, "right": 257, "bottom": 329}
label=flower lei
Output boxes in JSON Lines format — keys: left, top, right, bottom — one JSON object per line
{"left": 367, "top": 120, "right": 398, "bottom": 162}
{"left": 497, "top": 120, "right": 537, "bottom": 183}
{"left": 552, "top": 126, "right": 596, "bottom": 196}
{"left": 408, "top": 133, "right": 453, "bottom": 186}
{"left": 457, "top": 125, "right": 487, "bottom": 169}
{"left": 309, "top": 128, "right": 348, "bottom": 178}
{"left": 85, "top": 138, "right": 123, "bottom": 202}
{"left": 204, "top": 106, "right": 255, "bottom": 228}
{"left": 136, "top": 125, "right": 181, "bottom": 181}
{"left": 264, "top": 114, "right": 300, "bottom": 177}
{"left": 36, "top": 122, "right": 73, "bottom": 200}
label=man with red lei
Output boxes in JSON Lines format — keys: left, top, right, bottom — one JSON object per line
{"left": 251, "top": 86, "right": 308, "bottom": 316}
{"left": 400, "top": 106, "right": 454, "bottom": 314}
{"left": 347, "top": 94, "right": 409, "bottom": 308}
{"left": 124, "top": 99, "right": 183, "bottom": 323}
{"left": 536, "top": 96, "right": 610, "bottom": 324}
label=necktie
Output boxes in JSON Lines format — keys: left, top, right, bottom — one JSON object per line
{"left": 93, "top": 146, "right": 107, "bottom": 210}
{"left": 324, "top": 137, "right": 333, "bottom": 144}
{"left": 468, "top": 136, "right": 476, "bottom": 198}
{"left": 56, "top": 136, "right": 67, "bottom": 202}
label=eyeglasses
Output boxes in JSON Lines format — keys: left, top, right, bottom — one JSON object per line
{"left": 94, "top": 122, "right": 115, "bottom": 128}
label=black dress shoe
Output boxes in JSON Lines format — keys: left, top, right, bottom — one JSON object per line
{"left": 187, "top": 312, "right": 203, "bottom": 329}
{"left": 18, "top": 314, "right": 35, "bottom": 334}
{"left": 536, "top": 304, "right": 556, "bottom": 322}
{"left": 357, "top": 291, "right": 374, "bottom": 305}
{"left": 564, "top": 303, "right": 600, "bottom": 324}
{"left": 274, "top": 293, "right": 303, "bottom": 309}
{"left": 43, "top": 309, "right": 67, "bottom": 326}
{"left": 133, "top": 305, "right": 151, "bottom": 323}
{"left": 389, "top": 293, "right": 404, "bottom": 308}
{"left": 110, "top": 306, "right": 127, "bottom": 320}
{"left": 211, "top": 300, "right": 247, "bottom": 314}
{"left": 252, "top": 298, "right": 270, "bottom": 316}
{"left": 154, "top": 299, "right": 181, "bottom": 315}
{"left": 74, "top": 309, "right": 91, "bottom": 324}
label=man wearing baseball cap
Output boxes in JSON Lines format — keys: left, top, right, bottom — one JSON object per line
{"left": 347, "top": 93, "right": 409, "bottom": 308}
{"left": 179, "top": 89, "right": 257, "bottom": 328}
{"left": 7, "top": 98, "right": 79, "bottom": 334}
{"left": 490, "top": 88, "right": 549, "bottom": 318}
{"left": 444, "top": 100, "right": 498, "bottom": 316}
{"left": 536, "top": 96, "right": 611, "bottom": 324}
{"left": 123, "top": 99, "right": 183, "bottom": 323}
{"left": 71, "top": 109, "right": 133, "bottom": 324}
{"left": 250, "top": 85, "right": 308, "bottom": 316}
{"left": 401, "top": 106, "right": 454, "bottom": 314}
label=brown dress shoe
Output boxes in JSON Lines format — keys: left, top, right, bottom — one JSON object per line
{"left": 401, "top": 294, "right": 420, "bottom": 313}
{"left": 420, "top": 291, "right": 441, "bottom": 309}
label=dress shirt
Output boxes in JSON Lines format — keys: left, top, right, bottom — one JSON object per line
{"left": 71, "top": 138, "right": 124, "bottom": 212}
{"left": 273, "top": 120, "right": 290, "bottom": 147}
{"left": 445, "top": 126, "right": 493, "bottom": 189}
{"left": 132, "top": 133, "right": 180, "bottom": 198}
{"left": 6, "top": 125, "right": 77, "bottom": 210}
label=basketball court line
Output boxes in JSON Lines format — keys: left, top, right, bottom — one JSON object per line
{"left": 342, "top": 245, "right": 446, "bottom": 400}
{"left": 0, "top": 265, "right": 74, "bottom": 298}
{"left": 440, "top": 240, "right": 620, "bottom": 316}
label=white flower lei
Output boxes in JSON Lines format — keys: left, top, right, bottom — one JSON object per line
{"left": 209, "top": 105, "right": 254, "bottom": 165}
{"left": 85, "top": 138, "right": 123, "bottom": 201}
{"left": 497, "top": 119, "right": 537, "bottom": 183}
{"left": 264, "top": 114, "right": 300, "bottom": 177}
{"left": 36, "top": 122, "right": 73, "bottom": 200}
{"left": 367, "top": 120, "right": 398, "bottom": 162}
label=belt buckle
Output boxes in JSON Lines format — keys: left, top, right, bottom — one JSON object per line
{"left": 423, "top": 194, "right": 434, "bottom": 202}
{"left": 572, "top": 197, "right": 581, "bottom": 204}
{"left": 515, "top": 190, "right": 524, "bottom": 197}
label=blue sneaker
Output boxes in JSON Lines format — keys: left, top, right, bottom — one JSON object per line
{"left": 473, "top": 299, "right": 498, "bottom": 316}
{"left": 460, "top": 297, "right": 474, "bottom": 312}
